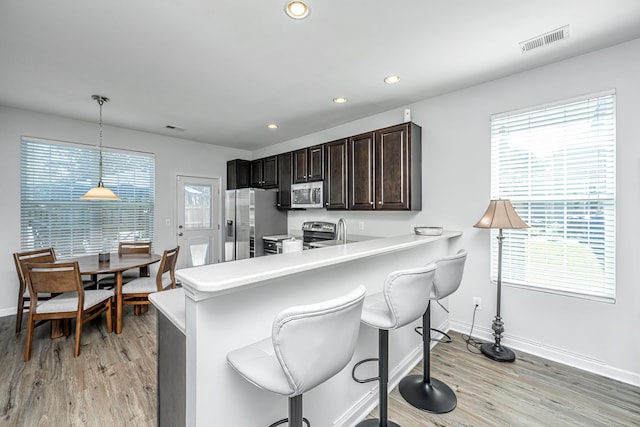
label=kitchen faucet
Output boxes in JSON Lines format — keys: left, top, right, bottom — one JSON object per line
{"left": 336, "top": 218, "right": 347, "bottom": 244}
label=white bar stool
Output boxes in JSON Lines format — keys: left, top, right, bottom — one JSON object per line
{"left": 351, "top": 264, "right": 437, "bottom": 427}
{"left": 399, "top": 249, "right": 467, "bottom": 413}
{"left": 226, "top": 285, "right": 366, "bottom": 427}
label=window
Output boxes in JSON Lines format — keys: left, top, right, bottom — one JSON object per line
{"left": 21, "top": 138, "right": 155, "bottom": 258}
{"left": 490, "top": 91, "right": 615, "bottom": 300}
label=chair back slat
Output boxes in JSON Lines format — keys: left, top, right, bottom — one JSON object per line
{"left": 155, "top": 246, "right": 180, "bottom": 291}
{"left": 26, "top": 262, "right": 83, "bottom": 296}
{"left": 119, "top": 241, "right": 152, "bottom": 255}
{"left": 14, "top": 248, "right": 56, "bottom": 288}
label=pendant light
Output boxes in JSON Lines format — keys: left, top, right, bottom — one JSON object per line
{"left": 81, "top": 95, "right": 120, "bottom": 200}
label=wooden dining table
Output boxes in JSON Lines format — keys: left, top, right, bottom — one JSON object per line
{"left": 66, "top": 253, "right": 161, "bottom": 334}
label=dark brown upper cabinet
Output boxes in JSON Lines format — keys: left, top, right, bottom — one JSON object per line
{"left": 348, "top": 123, "right": 421, "bottom": 210}
{"left": 250, "top": 156, "right": 278, "bottom": 189}
{"left": 293, "top": 145, "right": 324, "bottom": 183}
{"left": 324, "top": 139, "right": 349, "bottom": 210}
{"left": 227, "top": 159, "right": 251, "bottom": 190}
{"left": 276, "top": 152, "right": 293, "bottom": 209}
{"left": 348, "top": 131, "right": 376, "bottom": 210}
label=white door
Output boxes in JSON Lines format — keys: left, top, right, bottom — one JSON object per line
{"left": 176, "top": 175, "right": 221, "bottom": 269}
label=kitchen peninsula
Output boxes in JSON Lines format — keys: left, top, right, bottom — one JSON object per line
{"left": 151, "top": 231, "right": 462, "bottom": 426}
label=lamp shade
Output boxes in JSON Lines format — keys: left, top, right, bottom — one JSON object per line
{"left": 474, "top": 199, "right": 529, "bottom": 229}
{"left": 81, "top": 182, "right": 121, "bottom": 201}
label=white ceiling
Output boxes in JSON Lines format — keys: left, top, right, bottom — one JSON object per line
{"left": 1, "top": 1, "right": 640, "bottom": 151}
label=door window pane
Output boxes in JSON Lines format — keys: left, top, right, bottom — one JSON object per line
{"left": 184, "top": 184, "right": 211, "bottom": 229}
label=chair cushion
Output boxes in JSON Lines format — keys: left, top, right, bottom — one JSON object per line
{"left": 227, "top": 337, "right": 293, "bottom": 396}
{"left": 36, "top": 289, "right": 113, "bottom": 314}
{"left": 122, "top": 274, "right": 172, "bottom": 294}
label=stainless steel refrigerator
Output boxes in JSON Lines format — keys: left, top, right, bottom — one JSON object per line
{"left": 224, "top": 188, "right": 287, "bottom": 261}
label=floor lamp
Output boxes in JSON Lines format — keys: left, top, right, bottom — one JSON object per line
{"left": 474, "top": 199, "right": 529, "bottom": 362}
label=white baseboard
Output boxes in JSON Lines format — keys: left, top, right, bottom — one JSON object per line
{"left": 333, "top": 319, "right": 447, "bottom": 427}
{"left": 449, "top": 319, "right": 640, "bottom": 388}
{"left": 0, "top": 307, "right": 17, "bottom": 318}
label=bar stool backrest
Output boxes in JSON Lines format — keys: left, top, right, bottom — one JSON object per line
{"left": 432, "top": 249, "right": 467, "bottom": 300}
{"left": 383, "top": 263, "right": 437, "bottom": 329}
{"left": 272, "top": 285, "right": 366, "bottom": 396}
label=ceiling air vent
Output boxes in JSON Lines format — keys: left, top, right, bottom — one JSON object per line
{"left": 520, "top": 25, "right": 569, "bottom": 53}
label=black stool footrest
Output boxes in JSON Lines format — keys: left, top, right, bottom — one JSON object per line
{"left": 268, "top": 418, "right": 310, "bottom": 427}
{"left": 355, "top": 419, "right": 402, "bottom": 427}
{"left": 398, "top": 375, "right": 457, "bottom": 414}
{"left": 413, "top": 326, "right": 453, "bottom": 343}
{"left": 351, "top": 358, "right": 379, "bottom": 384}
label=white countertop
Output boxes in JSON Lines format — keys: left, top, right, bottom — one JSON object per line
{"left": 148, "top": 287, "right": 186, "bottom": 334}
{"left": 176, "top": 231, "right": 461, "bottom": 299}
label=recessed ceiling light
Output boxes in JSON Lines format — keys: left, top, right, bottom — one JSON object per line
{"left": 333, "top": 97, "right": 348, "bottom": 104}
{"left": 384, "top": 75, "right": 401, "bottom": 84}
{"left": 267, "top": 123, "right": 279, "bottom": 129}
{"left": 285, "top": 1, "right": 310, "bottom": 19}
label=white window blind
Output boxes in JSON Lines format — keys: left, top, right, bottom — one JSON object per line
{"left": 490, "top": 92, "right": 616, "bottom": 300}
{"left": 21, "top": 138, "right": 155, "bottom": 258}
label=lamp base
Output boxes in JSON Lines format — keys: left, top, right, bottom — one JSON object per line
{"left": 480, "top": 342, "right": 516, "bottom": 362}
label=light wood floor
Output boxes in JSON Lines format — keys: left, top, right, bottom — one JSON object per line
{"left": 1, "top": 308, "right": 638, "bottom": 426}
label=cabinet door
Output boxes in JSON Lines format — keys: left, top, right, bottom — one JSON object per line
{"left": 277, "top": 153, "right": 293, "bottom": 209}
{"left": 348, "top": 132, "right": 375, "bottom": 210}
{"left": 293, "top": 149, "right": 308, "bottom": 183}
{"left": 375, "top": 124, "right": 410, "bottom": 210}
{"left": 324, "top": 139, "right": 348, "bottom": 210}
{"left": 262, "top": 156, "right": 278, "bottom": 189}
{"left": 227, "top": 159, "right": 250, "bottom": 190}
{"left": 308, "top": 145, "right": 324, "bottom": 181}
{"left": 250, "top": 160, "right": 263, "bottom": 187}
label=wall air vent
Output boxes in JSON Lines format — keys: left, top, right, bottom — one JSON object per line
{"left": 165, "top": 125, "right": 186, "bottom": 131}
{"left": 520, "top": 25, "right": 569, "bottom": 53}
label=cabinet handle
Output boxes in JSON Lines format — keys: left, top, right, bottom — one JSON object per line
{"left": 370, "top": 202, "right": 374, "bottom": 205}
{"left": 378, "top": 201, "right": 382, "bottom": 205}
{"left": 325, "top": 202, "right": 329, "bottom": 206}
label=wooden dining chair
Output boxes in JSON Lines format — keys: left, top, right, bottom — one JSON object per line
{"left": 23, "top": 261, "right": 114, "bottom": 361}
{"left": 13, "top": 248, "right": 56, "bottom": 334}
{"left": 98, "top": 241, "right": 152, "bottom": 288}
{"left": 121, "top": 246, "right": 179, "bottom": 315}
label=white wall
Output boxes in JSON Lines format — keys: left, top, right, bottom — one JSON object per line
{"left": 0, "top": 106, "right": 250, "bottom": 317}
{"left": 3, "top": 37, "right": 639, "bottom": 386}
{"left": 254, "top": 38, "right": 640, "bottom": 386}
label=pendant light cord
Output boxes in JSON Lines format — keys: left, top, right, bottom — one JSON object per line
{"left": 98, "top": 97, "right": 104, "bottom": 185}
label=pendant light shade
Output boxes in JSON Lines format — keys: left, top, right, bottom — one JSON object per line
{"left": 81, "top": 95, "right": 120, "bottom": 201}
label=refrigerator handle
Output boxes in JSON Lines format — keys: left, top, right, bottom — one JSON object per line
{"left": 226, "top": 220, "right": 234, "bottom": 238}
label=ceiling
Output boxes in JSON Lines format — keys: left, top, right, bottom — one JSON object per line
{"left": 1, "top": 1, "right": 640, "bottom": 152}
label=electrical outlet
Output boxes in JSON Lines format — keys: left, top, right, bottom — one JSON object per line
{"left": 473, "top": 297, "right": 482, "bottom": 310}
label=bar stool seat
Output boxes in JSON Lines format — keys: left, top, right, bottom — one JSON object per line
{"left": 399, "top": 249, "right": 467, "bottom": 413}
{"left": 227, "top": 285, "right": 366, "bottom": 427}
{"left": 352, "top": 264, "right": 437, "bottom": 427}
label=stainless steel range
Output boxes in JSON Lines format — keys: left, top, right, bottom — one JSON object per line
{"left": 302, "top": 221, "right": 336, "bottom": 249}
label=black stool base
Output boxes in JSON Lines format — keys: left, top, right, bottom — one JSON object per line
{"left": 399, "top": 375, "right": 457, "bottom": 413}
{"left": 356, "top": 419, "right": 402, "bottom": 427}
{"left": 480, "top": 342, "right": 516, "bottom": 362}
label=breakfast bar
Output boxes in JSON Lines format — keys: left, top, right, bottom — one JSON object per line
{"left": 151, "top": 231, "right": 462, "bottom": 426}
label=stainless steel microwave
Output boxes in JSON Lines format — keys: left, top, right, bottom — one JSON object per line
{"left": 291, "top": 181, "right": 323, "bottom": 209}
